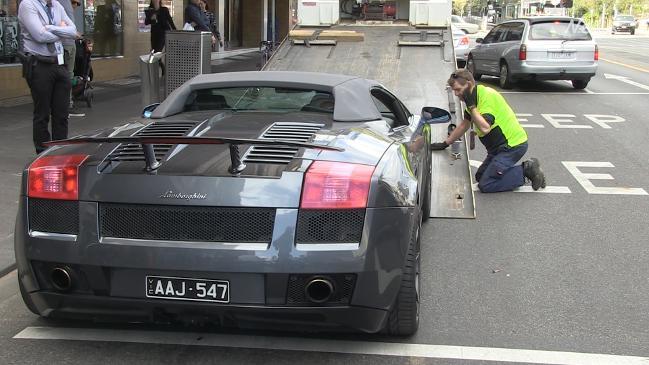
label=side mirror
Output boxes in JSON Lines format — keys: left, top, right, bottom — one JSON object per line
{"left": 475, "top": 38, "right": 484, "bottom": 44}
{"left": 142, "top": 103, "right": 160, "bottom": 118}
{"left": 420, "top": 107, "right": 451, "bottom": 124}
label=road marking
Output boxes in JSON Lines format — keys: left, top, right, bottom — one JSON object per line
{"left": 583, "top": 114, "right": 625, "bottom": 129}
{"left": 562, "top": 161, "right": 648, "bottom": 196}
{"left": 603, "top": 73, "right": 649, "bottom": 91}
{"left": 516, "top": 113, "right": 545, "bottom": 128}
{"left": 541, "top": 114, "right": 592, "bottom": 129}
{"left": 600, "top": 58, "right": 649, "bottom": 73}
{"left": 13, "top": 327, "right": 649, "bottom": 365}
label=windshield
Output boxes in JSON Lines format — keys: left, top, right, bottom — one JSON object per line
{"left": 183, "top": 87, "right": 335, "bottom": 113}
{"left": 529, "top": 20, "right": 592, "bottom": 40}
{"left": 614, "top": 16, "right": 634, "bottom": 21}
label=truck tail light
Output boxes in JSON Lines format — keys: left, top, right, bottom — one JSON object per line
{"left": 594, "top": 45, "right": 599, "bottom": 61}
{"left": 300, "top": 161, "right": 374, "bottom": 209}
{"left": 458, "top": 36, "right": 469, "bottom": 46}
{"left": 28, "top": 154, "right": 88, "bottom": 200}
{"left": 519, "top": 44, "right": 527, "bottom": 60}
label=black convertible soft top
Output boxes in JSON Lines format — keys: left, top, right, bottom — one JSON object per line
{"left": 152, "top": 71, "right": 385, "bottom": 123}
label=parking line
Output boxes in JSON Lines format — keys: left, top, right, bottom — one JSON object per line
{"left": 599, "top": 58, "right": 649, "bottom": 74}
{"left": 13, "top": 327, "right": 649, "bottom": 365}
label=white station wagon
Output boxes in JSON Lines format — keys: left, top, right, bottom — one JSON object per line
{"left": 467, "top": 17, "right": 598, "bottom": 89}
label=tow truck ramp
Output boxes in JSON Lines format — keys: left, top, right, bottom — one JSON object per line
{"left": 264, "top": 24, "right": 475, "bottom": 219}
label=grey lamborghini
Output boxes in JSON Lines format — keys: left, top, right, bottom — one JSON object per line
{"left": 15, "top": 71, "right": 450, "bottom": 335}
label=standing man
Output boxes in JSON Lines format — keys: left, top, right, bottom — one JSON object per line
{"left": 431, "top": 69, "right": 546, "bottom": 192}
{"left": 59, "top": 0, "right": 84, "bottom": 117}
{"left": 18, "top": 0, "right": 78, "bottom": 154}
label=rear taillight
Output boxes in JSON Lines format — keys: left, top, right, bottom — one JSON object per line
{"left": 519, "top": 44, "right": 527, "bottom": 61}
{"left": 300, "top": 161, "right": 374, "bottom": 209}
{"left": 458, "top": 36, "right": 469, "bottom": 46}
{"left": 594, "top": 45, "right": 599, "bottom": 61}
{"left": 28, "top": 154, "right": 88, "bottom": 200}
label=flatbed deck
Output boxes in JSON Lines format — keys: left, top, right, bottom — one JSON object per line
{"left": 265, "top": 24, "right": 475, "bottom": 218}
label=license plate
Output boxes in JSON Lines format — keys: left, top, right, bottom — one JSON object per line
{"left": 146, "top": 275, "right": 230, "bottom": 303}
{"left": 549, "top": 52, "right": 574, "bottom": 59}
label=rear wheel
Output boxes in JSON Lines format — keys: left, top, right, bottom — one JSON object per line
{"left": 499, "top": 62, "right": 514, "bottom": 89}
{"left": 385, "top": 220, "right": 421, "bottom": 336}
{"left": 631, "top": 29, "right": 635, "bottom": 35}
{"left": 572, "top": 79, "right": 589, "bottom": 89}
{"left": 467, "top": 56, "right": 481, "bottom": 80}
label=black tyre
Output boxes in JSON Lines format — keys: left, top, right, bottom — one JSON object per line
{"left": 499, "top": 62, "right": 514, "bottom": 89}
{"left": 467, "top": 56, "right": 482, "bottom": 80}
{"left": 631, "top": 29, "right": 635, "bottom": 35}
{"left": 19, "top": 279, "right": 40, "bottom": 315}
{"left": 572, "top": 79, "right": 589, "bottom": 89}
{"left": 85, "top": 90, "right": 93, "bottom": 108}
{"left": 385, "top": 220, "right": 421, "bottom": 336}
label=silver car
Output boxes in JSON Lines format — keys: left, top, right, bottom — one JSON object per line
{"left": 467, "top": 17, "right": 598, "bottom": 89}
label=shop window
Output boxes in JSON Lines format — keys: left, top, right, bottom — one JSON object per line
{"left": 0, "top": 0, "right": 20, "bottom": 64}
{"left": 85, "top": 0, "right": 123, "bottom": 57}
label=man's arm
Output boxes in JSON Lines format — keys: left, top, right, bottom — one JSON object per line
{"left": 444, "top": 118, "right": 471, "bottom": 145}
{"left": 18, "top": 2, "right": 61, "bottom": 43}
{"left": 46, "top": 5, "right": 78, "bottom": 39}
{"left": 469, "top": 107, "right": 492, "bottom": 134}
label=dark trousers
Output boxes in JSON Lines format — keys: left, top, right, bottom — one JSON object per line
{"left": 28, "top": 62, "right": 71, "bottom": 153}
{"left": 475, "top": 142, "right": 528, "bottom": 193}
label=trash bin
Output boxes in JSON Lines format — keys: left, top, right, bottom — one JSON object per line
{"left": 165, "top": 31, "right": 212, "bottom": 97}
{"left": 139, "top": 51, "right": 164, "bottom": 109}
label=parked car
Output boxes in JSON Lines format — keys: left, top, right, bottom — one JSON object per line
{"left": 15, "top": 71, "right": 453, "bottom": 336}
{"left": 466, "top": 17, "right": 598, "bottom": 89}
{"left": 451, "top": 15, "right": 479, "bottom": 34}
{"left": 611, "top": 15, "right": 637, "bottom": 35}
{"left": 453, "top": 27, "right": 471, "bottom": 67}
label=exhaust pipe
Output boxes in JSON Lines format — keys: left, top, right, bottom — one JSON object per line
{"left": 305, "top": 278, "right": 334, "bottom": 303}
{"left": 51, "top": 267, "right": 72, "bottom": 291}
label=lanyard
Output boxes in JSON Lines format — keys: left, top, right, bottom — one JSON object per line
{"left": 40, "top": 1, "right": 54, "bottom": 25}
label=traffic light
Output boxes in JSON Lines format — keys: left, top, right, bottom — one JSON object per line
{"left": 560, "top": 0, "right": 573, "bottom": 8}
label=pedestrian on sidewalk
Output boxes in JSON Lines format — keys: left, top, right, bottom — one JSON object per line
{"left": 430, "top": 69, "right": 546, "bottom": 192}
{"left": 18, "top": 0, "right": 79, "bottom": 154}
{"left": 60, "top": 0, "right": 84, "bottom": 117}
{"left": 185, "top": 0, "right": 221, "bottom": 49}
{"left": 145, "top": 0, "right": 176, "bottom": 52}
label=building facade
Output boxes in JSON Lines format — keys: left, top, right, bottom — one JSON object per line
{"left": 0, "top": 0, "right": 291, "bottom": 100}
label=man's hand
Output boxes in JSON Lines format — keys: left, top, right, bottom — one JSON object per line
{"left": 430, "top": 141, "right": 449, "bottom": 150}
{"left": 462, "top": 86, "right": 477, "bottom": 110}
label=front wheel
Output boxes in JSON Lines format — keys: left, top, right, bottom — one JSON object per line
{"left": 499, "top": 62, "right": 514, "bottom": 89}
{"left": 467, "top": 56, "right": 482, "bottom": 80}
{"left": 385, "top": 221, "right": 421, "bottom": 336}
{"left": 630, "top": 29, "right": 635, "bottom": 35}
{"left": 572, "top": 79, "right": 589, "bottom": 89}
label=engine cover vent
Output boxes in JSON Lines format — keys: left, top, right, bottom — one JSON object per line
{"left": 107, "top": 122, "right": 198, "bottom": 162}
{"left": 243, "top": 122, "right": 324, "bottom": 164}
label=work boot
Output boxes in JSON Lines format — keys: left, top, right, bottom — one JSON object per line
{"left": 523, "top": 158, "right": 546, "bottom": 191}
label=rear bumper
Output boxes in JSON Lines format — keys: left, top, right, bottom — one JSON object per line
{"left": 26, "top": 290, "right": 388, "bottom": 333}
{"left": 612, "top": 26, "right": 635, "bottom": 32}
{"left": 514, "top": 62, "right": 597, "bottom": 80}
{"left": 15, "top": 197, "right": 419, "bottom": 332}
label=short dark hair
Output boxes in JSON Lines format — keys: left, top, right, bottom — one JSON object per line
{"left": 447, "top": 69, "right": 475, "bottom": 87}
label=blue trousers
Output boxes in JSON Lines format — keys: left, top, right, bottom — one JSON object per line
{"left": 475, "top": 142, "right": 528, "bottom": 193}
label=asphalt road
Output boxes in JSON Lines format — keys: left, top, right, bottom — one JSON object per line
{"left": 1, "top": 34, "right": 648, "bottom": 364}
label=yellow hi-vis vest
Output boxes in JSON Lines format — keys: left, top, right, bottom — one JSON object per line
{"left": 466, "top": 85, "right": 527, "bottom": 152}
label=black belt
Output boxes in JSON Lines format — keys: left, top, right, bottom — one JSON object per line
{"left": 23, "top": 53, "right": 59, "bottom": 64}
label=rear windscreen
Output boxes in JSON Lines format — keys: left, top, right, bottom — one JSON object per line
{"left": 614, "top": 16, "right": 634, "bottom": 21}
{"left": 529, "top": 21, "right": 592, "bottom": 40}
{"left": 183, "top": 87, "right": 334, "bottom": 113}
